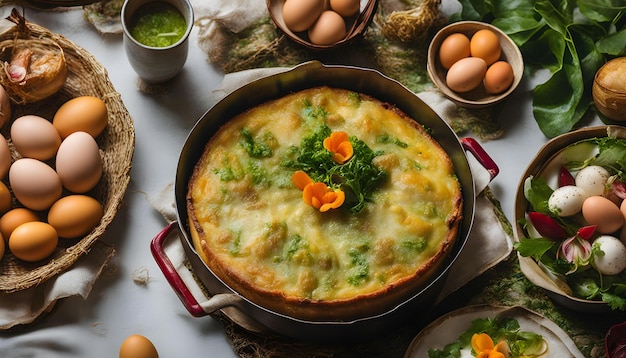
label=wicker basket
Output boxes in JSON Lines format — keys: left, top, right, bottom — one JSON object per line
{"left": 0, "top": 10, "right": 134, "bottom": 293}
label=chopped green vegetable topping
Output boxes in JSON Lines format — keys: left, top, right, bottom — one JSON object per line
{"left": 376, "top": 133, "right": 408, "bottom": 148}
{"left": 347, "top": 246, "right": 370, "bottom": 286}
{"left": 239, "top": 128, "right": 273, "bottom": 158}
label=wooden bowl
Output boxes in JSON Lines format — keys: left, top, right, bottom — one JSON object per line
{"left": 427, "top": 21, "right": 524, "bottom": 108}
{"left": 267, "top": 0, "right": 378, "bottom": 50}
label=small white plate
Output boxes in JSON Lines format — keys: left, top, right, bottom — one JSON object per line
{"left": 404, "top": 304, "right": 584, "bottom": 358}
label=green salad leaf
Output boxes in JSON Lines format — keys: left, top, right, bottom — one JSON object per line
{"left": 454, "top": 0, "right": 626, "bottom": 138}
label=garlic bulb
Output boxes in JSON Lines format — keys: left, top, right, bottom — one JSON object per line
{"left": 0, "top": 9, "right": 67, "bottom": 104}
{"left": 593, "top": 57, "right": 626, "bottom": 122}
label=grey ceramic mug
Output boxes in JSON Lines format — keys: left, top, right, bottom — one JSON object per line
{"left": 121, "top": 0, "right": 194, "bottom": 83}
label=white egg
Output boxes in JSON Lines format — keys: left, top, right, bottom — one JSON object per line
{"left": 548, "top": 185, "right": 589, "bottom": 217}
{"left": 592, "top": 235, "right": 626, "bottom": 275}
{"left": 575, "top": 165, "right": 610, "bottom": 196}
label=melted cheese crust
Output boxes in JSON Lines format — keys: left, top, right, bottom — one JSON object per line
{"left": 187, "top": 87, "right": 461, "bottom": 306}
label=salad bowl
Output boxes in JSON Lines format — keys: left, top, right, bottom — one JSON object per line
{"left": 514, "top": 125, "right": 626, "bottom": 313}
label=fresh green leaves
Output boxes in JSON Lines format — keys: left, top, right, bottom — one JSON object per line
{"left": 455, "top": 0, "right": 626, "bottom": 138}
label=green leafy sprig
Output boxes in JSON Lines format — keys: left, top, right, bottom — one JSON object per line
{"left": 282, "top": 125, "right": 387, "bottom": 214}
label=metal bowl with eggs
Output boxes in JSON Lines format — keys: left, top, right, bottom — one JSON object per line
{"left": 513, "top": 125, "right": 626, "bottom": 313}
{"left": 267, "top": 0, "right": 378, "bottom": 50}
{"left": 427, "top": 21, "right": 524, "bottom": 109}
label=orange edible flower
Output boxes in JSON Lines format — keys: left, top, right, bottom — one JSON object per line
{"left": 292, "top": 170, "right": 345, "bottom": 212}
{"left": 323, "top": 131, "right": 353, "bottom": 164}
{"left": 292, "top": 170, "right": 313, "bottom": 190}
{"left": 471, "top": 333, "right": 509, "bottom": 358}
{"left": 303, "top": 182, "right": 345, "bottom": 212}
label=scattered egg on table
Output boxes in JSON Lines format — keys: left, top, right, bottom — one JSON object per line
{"left": 8, "top": 221, "right": 58, "bottom": 262}
{"left": 10, "top": 115, "right": 61, "bottom": 161}
{"left": 575, "top": 165, "right": 610, "bottom": 196}
{"left": 548, "top": 185, "right": 589, "bottom": 217}
{"left": 0, "top": 181, "right": 11, "bottom": 215}
{"left": 48, "top": 195, "right": 103, "bottom": 238}
{"left": 446, "top": 57, "right": 487, "bottom": 93}
{"left": 470, "top": 29, "right": 501, "bottom": 66}
{"left": 9, "top": 158, "right": 63, "bottom": 211}
{"left": 484, "top": 60, "right": 514, "bottom": 94}
{"left": 119, "top": 334, "right": 159, "bottom": 358}
{"left": 52, "top": 95, "right": 108, "bottom": 139}
{"left": 282, "top": 0, "right": 325, "bottom": 33}
{"left": 582, "top": 196, "right": 624, "bottom": 234}
{"left": 0, "top": 84, "right": 11, "bottom": 128}
{"left": 0, "top": 208, "right": 39, "bottom": 243}
{"left": 438, "top": 33, "right": 470, "bottom": 69}
{"left": 0, "top": 134, "right": 10, "bottom": 178}
{"left": 592, "top": 235, "right": 626, "bottom": 275}
{"left": 329, "top": 0, "right": 359, "bottom": 17}
{"left": 308, "top": 10, "right": 347, "bottom": 45}
{"left": 55, "top": 131, "right": 103, "bottom": 193}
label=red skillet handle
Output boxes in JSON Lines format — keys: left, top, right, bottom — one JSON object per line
{"left": 150, "top": 222, "right": 208, "bottom": 317}
{"left": 461, "top": 137, "right": 499, "bottom": 180}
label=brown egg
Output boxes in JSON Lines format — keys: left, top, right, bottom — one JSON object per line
{"left": 52, "top": 96, "right": 108, "bottom": 139}
{"left": 0, "top": 84, "right": 10, "bottom": 129}
{"left": 282, "top": 0, "right": 325, "bottom": 33}
{"left": 583, "top": 196, "right": 624, "bottom": 234}
{"left": 9, "top": 158, "right": 63, "bottom": 211}
{"left": 446, "top": 57, "right": 487, "bottom": 93}
{"left": 10, "top": 115, "right": 61, "bottom": 161}
{"left": 55, "top": 131, "right": 103, "bottom": 193}
{"left": 0, "top": 134, "right": 11, "bottom": 178}
{"left": 0, "top": 208, "right": 39, "bottom": 243}
{"left": 308, "top": 10, "right": 346, "bottom": 45}
{"left": 0, "top": 233, "right": 4, "bottom": 261}
{"left": 438, "top": 33, "right": 470, "bottom": 70}
{"left": 119, "top": 334, "right": 159, "bottom": 358}
{"left": 470, "top": 29, "right": 501, "bottom": 66}
{"left": 329, "top": 0, "right": 359, "bottom": 17}
{"left": 0, "top": 181, "right": 11, "bottom": 215}
{"left": 484, "top": 61, "right": 514, "bottom": 94}
{"left": 9, "top": 221, "right": 58, "bottom": 262}
{"left": 48, "top": 195, "right": 103, "bottom": 238}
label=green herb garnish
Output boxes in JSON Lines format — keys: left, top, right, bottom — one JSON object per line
{"left": 283, "top": 124, "right": 387, "bottom": 214}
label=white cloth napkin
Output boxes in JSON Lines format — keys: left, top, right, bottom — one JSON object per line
{"left": 148, "top": 67, "right": 514, "bottom": 320}
{"left": 0, "top": 241, "right": 115, "bottom": 330}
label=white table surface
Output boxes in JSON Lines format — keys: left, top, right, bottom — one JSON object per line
{"left": 0, "top": 3, "right": 604, "bottom": 358}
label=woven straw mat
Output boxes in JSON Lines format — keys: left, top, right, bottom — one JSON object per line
{"left": 0, "top": 11, "right": 135, "bottom": 292}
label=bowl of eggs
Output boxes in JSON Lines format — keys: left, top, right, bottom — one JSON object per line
{"left": 427, "top": 21, "right": 523, "bottom": 108}
{"left": 514, "top": 125, "right": 626, "bottom": 313}
{"left": 267, "top": 0, "right": 378, "bottom": 50}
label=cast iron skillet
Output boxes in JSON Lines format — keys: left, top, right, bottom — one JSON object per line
{"left": 151, "top": 61, "right": 499, "bottom": 342}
